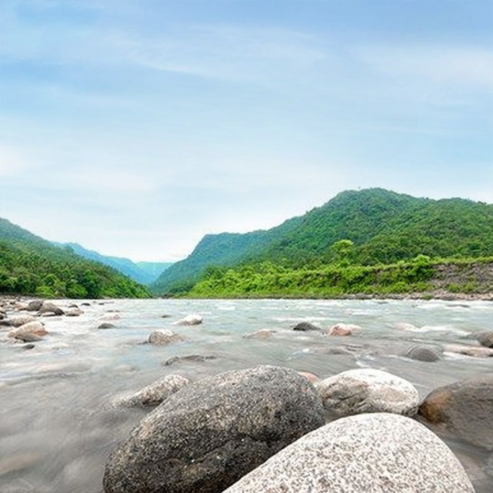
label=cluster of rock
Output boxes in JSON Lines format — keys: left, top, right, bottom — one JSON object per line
{"left": 102, "top": 364, "right": 490, "bottom": 493}
{"left": 0, "top": 299, "right": 83, "bottom": 344}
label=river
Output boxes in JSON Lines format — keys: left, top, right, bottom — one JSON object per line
{"left": 1, "top": 298, "right": 492, "bottom": 492}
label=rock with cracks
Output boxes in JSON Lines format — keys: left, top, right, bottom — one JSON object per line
{"left": 103, "top": 365, "right": 325, "bottom": 493}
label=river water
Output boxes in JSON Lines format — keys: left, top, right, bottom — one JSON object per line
{"left": 1, "top": 298, "right": 492, "bottom": 492}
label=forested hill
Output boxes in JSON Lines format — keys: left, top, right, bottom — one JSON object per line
{"left": 0, "top": 218, "right": 150, "bottom": 298}
{"left": 151, "top": 188, "right": 493, "bottom": 295}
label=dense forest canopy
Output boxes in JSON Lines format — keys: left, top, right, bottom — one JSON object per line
{"left": 0, "top": 218, "right": 150, "bottom": 298}
{"left": 152, "top": 188, "right": 493, "bottom": 296}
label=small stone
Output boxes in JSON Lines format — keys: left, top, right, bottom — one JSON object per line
{"left": 293, "top": 322, "right": 321, "bottom": 332}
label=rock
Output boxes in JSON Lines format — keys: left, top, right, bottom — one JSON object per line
{"left": 162, "top": 355, "right": 217, "bottom": 366}
{"left": 4, "top": 315, "right": 37, "bottom": 327}
{"left": 38, "top": 302, "right": 64, "bottom": 316}
{"left": 405, "top": 345, "right": 441, "bottom": 362}
{"left": 98, "top": 322, "right": 116, "bottom": 329}
{"left": 172, "top": 313, "right": 203, "bottom": 326}
{"left": 25, "top": 300, "right": 43, "bottom": 312}
{"left": 103, "top": 365, "right": 326, "bottom": 493}
{"left": 317, "top": 368, "right": 419, "bottom": 417}
{"left": 9, "top": 321, "right": 48, "bottom": 341}
{"left": 419, "top": 375, "right": 493, "bottom": 450}
{"left": 476, "top": 331, "right": 493, "bottom": 348}
{"left": 444, "top": 343, "right": 493, "bottom": 358}
{"left": 243, "top": 329, "right": 276, "bottom": 339}
{"left": 223, "top": 413, "right": 475, "bottom": 493}
{"left": 327, "top": 323, "right": 360, "bottom": 336}
{"left": 108, "top": 375, "right": 190, "bottom": 408}
{"left": 293, "top": 322, "right": 321, "bottom": 332}
{"left": 65, "top": 307, "right": 83, "bottom": 317}
{"left": 297, "top": 371, "right": 319, "bottom": 385}
{"left": 148, "top": 330, "right": 184, "bottom": 345}
{"left": 395, "top": 322, "right": 420, "bottom": 331}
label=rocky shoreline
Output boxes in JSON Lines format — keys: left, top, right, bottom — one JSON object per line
{"left": 1, "top": 297, "right": 492, "bottom": 492}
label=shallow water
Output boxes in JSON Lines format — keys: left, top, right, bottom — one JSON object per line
{"left": 1, "top": 298, "right": 492, "bottom": 492}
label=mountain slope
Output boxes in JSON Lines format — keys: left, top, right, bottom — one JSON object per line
{"left": 0, "top": 218, "right": 150, "bottom": 298}
{"left": 152, "top": 188, "right": 493, "bottom": 295}
{"left": 54, "top": 242, "right": 172, "bottom": 285}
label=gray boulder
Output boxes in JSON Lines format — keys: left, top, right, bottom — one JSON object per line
{"left": 26, "top": 300, "right": 43, "bottom": 312}
{"left": 224, "top": 413, "right": 475, "bottom": 493}
{"left": 38, "top": 302, "right": 64, "bottom": 316}
{"left": 317, "top": 368, "right": 419, "bottom": 417}
{"left": 103, "top": 365, "right": 326, "bottom": 493}
{"left": 405, "top": 345, "right": 441, "bottom": 362}
{"left": 108, "top": 374, "right": 190, "bottom": 408}
{"left": 293, "top": 322, "right": 321, "bottom": 331}
{"left": 476, "top": 331, "right": 493, "bottom": 348}
{"left": 9, "top": 321, "right": 48, "bottom": 342}
{"left": 419, "top": 374, "right": 493, "bottom": 450}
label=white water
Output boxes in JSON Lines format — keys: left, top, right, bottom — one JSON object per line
{"left": 1, "top": 298, "right": 492, "bottom": 492}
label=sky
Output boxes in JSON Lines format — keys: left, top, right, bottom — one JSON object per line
{"left": 0, "top": 0, "right": 492, "bottom": 262}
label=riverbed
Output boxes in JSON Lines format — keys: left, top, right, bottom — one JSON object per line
{"left": 1, "top": 298, "right": 492, "bottom": 492}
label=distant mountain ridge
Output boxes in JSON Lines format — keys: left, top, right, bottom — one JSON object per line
{"left": 53, "top": 242, "right": 172, "bottom": 285}
{"left": 151, "top": 188, "right": 493, "bottom": 295}
{"left": 0, "top": 218, "right": 149, "bottom": 298}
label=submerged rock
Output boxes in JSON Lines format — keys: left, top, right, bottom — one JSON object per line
{"left": 293, "top": 322, "right": 321, "bottom": 332}
{"left": 419, "top": 375, "right": 493, "bottom": 450}
{"left": 103, "top": 365, "right": 325, "bottom": 493}
{"left": 108, "top": 374, "right": 190, "bottom": 408}
{"left": 476, "top": 331, "right": 493, "bottom": 348}
{"left": 317, "top": 368, "right": 419, "bottom": 417}
{"left": 224, "top": 413, "right": 475, "bottom": 493}
{"left": 327, "top": 323, "right": 360, "bottom": 336}
{"left": 405, "top": 345, "right": 442, "bottom": 362}
{"left": 173, "top": 314, "right": 203, "bottom": 326}
{"left": 243, "top": 329, "right": 276, "bottom": 339}
{"left": 162, "top": 355, "right": 217, "bottom": 366}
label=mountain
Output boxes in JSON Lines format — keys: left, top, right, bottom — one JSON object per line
{"left": 151, "top": 188, "right": 493, "bottom": 295}
{"left": 53, "top": 242, "right": 172, "bottom": 285}
{"left": 0, "top": 218, "right": 150, "bottom": 298}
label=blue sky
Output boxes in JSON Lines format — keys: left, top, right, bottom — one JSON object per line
{"left": 0, "top": 0, "right": 492, "bottom": 261}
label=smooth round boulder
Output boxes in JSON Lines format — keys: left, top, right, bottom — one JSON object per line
{"left": 148, "top": 330, "right": 184, "bottom": 345}
{"left": 103, "top": 365, "right": 326, "bottom": 493}
{"left": 419, "top": 375, "right": 493, "bottom": 450}
{"left": 38, "top": 302, "right": 64, "bottom": 316}
{"left": 223, "top": 413, "right": 475, "bottom": 493}
{"left": 4, "top": 315, "right": 37, "bottom": 327}
{"left": 108, "top": 374, "right": 190, "bottom": 408}
{"left": 405, "top": 345, "right": 441, "bottom": 362}
{"left": 317, "top": 368, "right": 419, "bottom": 417}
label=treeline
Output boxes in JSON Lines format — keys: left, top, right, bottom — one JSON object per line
{"left": 189, "top": 256, "right": 493, "bottom": 298}
{"left": 0, "top": 219, "right": 150, "bottom": 299}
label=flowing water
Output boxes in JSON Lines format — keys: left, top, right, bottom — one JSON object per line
{"left": 1, "top": 298, "right": 492, "bottom": 492}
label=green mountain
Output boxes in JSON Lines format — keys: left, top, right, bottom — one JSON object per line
{"left": 151, "top": 188, "right": 493, "bottom": 295}
{"left": 54, "top": 242, "right": 172, "bottom": 285}
{"left": 0, "top": 218, "right": 150, "bottom": 298}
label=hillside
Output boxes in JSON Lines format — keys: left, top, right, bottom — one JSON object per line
{"left": 152, "top": 188, "right": 493, "bottom": 295}
{"left": 54, "top": 242, "right": 172, "bottom": 285}
{"left": 0, "top": 218, "right": 150, "bottom": 298}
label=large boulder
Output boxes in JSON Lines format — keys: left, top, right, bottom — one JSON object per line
{"left": 419, "top": 375, "right": 493, "bottom": 450}
{"left": 327, "top": 323, "right": 360, "bottom": 336}
{"left": 317, "top": 368, "right": 419, "bottom": 417}
{"left": 108, "top": 375, "right": 190, "bottom": 409}
{"left": 4, "top": 315, "right": 37, "bottom": 327}
{"left": 38, "top": 301, "right": 64, "bottom": 316}
{"left": 224, "top": 413, "right": 475, "bottom": 493}
{"left": 103, "top": 365, "right": 326, "bottom": 493}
